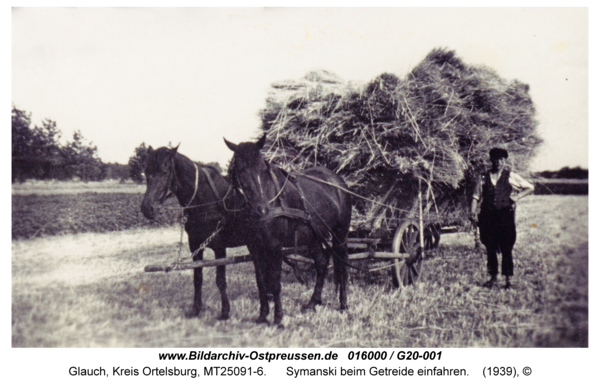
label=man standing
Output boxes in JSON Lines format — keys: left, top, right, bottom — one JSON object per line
{"left": 470, "top": 148, "right": 534, "bottom": 289}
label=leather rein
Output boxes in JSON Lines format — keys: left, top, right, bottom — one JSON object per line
{"left": 169, "top": 158, "right": 226, "bottom": 221}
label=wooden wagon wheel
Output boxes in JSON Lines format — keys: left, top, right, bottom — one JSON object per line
{"left": 390, "top": 219, "right": 423, "bottom": 288}
{"left": 424, "top": 223, "right": 441, "bottom": 250}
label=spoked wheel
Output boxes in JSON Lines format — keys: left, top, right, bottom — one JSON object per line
{"left": 424, "top": 223, "right": 441, "bottom": 250}
{"left": 391, "top": 219, "right": 424, "bottom": 288}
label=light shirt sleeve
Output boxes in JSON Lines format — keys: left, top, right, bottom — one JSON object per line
{"left": 509, "top": 172, "right": 535, "bottom": 191}
{"left": 472, "top": 174, "right": 483, "bottom": 201}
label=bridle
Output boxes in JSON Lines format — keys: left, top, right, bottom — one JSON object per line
{"left": 166, "top": 156, "right": 199, "bottom": 209}
{"left": 230, "top": 155, "right": 312, "bottom": 226}
{"left": 229, "top": 156, "right": 283, "bottom": 208}
{"left": 153, "top": 154, "right": 243, "bottom": 215}
{"left": 267, "top": 165, "right": 289, "bottom": 204}
{"left": 229, "top": 155, "right": 251, "bottom": 207}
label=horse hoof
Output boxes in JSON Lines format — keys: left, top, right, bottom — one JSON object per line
{"left": 482, "top": 278, "right": 496, "bottom": 288}
{"left": 339, "top": 305, "right": 348, "bottom": 312}
{"left": 255, "top": 317, "right": 269, "bottom": 325}
{"left": 185, "top": 307, "right": 202, "bottom": 318}
{"left": 301, "top": 303, "right": 317, "bottom": 312}
{"left": 277, "top": 323, "right": 285, "bottom": 330}
{"left": 217, "top": 313, "right": 230, "bottom": 321}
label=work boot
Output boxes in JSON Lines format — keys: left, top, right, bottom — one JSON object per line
{"left": 483, "top": 275, "right": 497, "bottom": 288}
{"left": 503, "top": 276, "right": 511, "bottom": 290}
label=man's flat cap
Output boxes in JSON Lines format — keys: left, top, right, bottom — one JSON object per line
{"left": 489, "top": 148, "right": 509, "bottom": 159}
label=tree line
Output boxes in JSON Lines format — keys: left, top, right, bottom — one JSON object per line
{"left": 12, "top": 106, "right": 105, "bottom": 182}
{"left": 535, "top": 166, "right": 588, "bottom": 180}
{"left": 12, "top": 106, "right": 220, "bottom": 183}
{"left": 13, "top": 106, "right": 582, "bottom": 184}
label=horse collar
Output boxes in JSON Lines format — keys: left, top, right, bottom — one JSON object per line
{"left": 268, "top": 167, "right": 286, "bottom": 206}
{"left": 260, "top": 168, "right": 313, "bottom": 226}
{"left": 186, "top": 163, "right": 199, "bottom": 207}
{"left": 171, "top": 158, "right": 199, "bottom": 208}
{"left": 199, "top": 166, "right": 224, "bottom": 210}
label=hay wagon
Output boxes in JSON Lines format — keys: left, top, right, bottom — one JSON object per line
{"left": 145, "top": 49, "right": 540, "bottom": 288}
{"left": 339, "top": 185, "right": 464, "bottom": 288}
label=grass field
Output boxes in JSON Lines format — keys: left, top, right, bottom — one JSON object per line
{"left": 12, "top": 195, "right": 587, "bottom": 348}
{"left": 12, "top": 180, "right": 181, "bottom": 239}
{"left": 12, "top": 192, "right": 180, "bottom": 239}
{"left": 11, "top": 179, "right": 146, "bottom": 195}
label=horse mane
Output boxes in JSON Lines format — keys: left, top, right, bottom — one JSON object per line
{"left": 149, "top": 146, "right": 224, "bottom": 177}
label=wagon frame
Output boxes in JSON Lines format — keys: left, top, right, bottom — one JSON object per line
{"left": 145, "top": 187, "right": 462, "bottom": 288}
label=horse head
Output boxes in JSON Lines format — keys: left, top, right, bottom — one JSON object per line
{"left": 140, "top": 145, "right": 179, "bottom": 220}
{"left": 224, "top": 134, "right": 273, "bottom": 218}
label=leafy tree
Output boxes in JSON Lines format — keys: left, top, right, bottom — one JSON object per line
{"left": 103, "top": 162, "right": 130, "bottom": 181}
{"left": 12, "top": 106, "right": 33, "bottom": 157}
{"left": 62, "top": 130, "right": 104, "bottom": 181}
{"left": 12, "top": 106, "right": 34, "bottom": 182}
{"left": 128, "top": 142, "right": 149, "bottom": 183}
{"left": 12, "top": 106, "right": 105, "bottom": 182}
{"left": 12, "top": 106, "right": 63, "bottom": 181}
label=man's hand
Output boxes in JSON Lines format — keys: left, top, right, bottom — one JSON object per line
{"left": 468, "top": 213, "right": 477, "bottom": 226}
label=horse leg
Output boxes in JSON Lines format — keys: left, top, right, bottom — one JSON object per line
{"left": 302, "top": 244, "right": 327, "bottom": 311}
{"left": 332, "top": 236, "right": 349, "bottom": 310}
{"left": 190, "top": 249, "right": 204, "bottom": 317}
{"left": 213, "top": 246, "right": 230, "bottom": 320}
{"left": 331, "top": 227, "right": 348, "bottom": 311}
{"left": 267, "top": 251, "right": 285, "bottom": 328}
{"left": 252, "top": 255, "right": 270, "bottom": 324}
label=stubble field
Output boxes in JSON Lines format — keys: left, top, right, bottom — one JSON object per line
{"left": 12, "top": 188, "right": 588, "bottom": 348}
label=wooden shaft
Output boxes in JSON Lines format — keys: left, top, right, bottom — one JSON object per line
{"left": 418, "top": 181, "right": 425, "bottom": 253}
{"left": 144, "top": 254, "right": 253, "bottom": 272}
{"left": 348, "top": 242, "right": 369, "bottom": 249}
{"left": 347, "top": 237, "right": 383, "bottom": 244}
{"left": 349, "top": 251, "right": 407, "bottom": 260}
{"left": 285, "top": 254, "right": 314, "bottom": 264}
{"left": 145, "top": 244, "right": 408, "bottom": 272}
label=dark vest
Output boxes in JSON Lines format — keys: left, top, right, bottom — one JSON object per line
{"left": 482, "top": 169, "right": 512, "bottom": 210}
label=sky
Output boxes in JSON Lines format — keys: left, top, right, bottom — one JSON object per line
{"left": 11, "top": 7, "right": 589, "bottom": 172}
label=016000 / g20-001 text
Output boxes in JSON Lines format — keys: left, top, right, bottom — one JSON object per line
{"left": 348, "top": 351, "right": 442, "bottom": 360}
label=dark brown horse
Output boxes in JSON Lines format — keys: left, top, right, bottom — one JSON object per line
{"left": 140, "top": 146, "right": 252, "bottom": 320}
{"left": 224, "top": 135, "right": 352, "bottom": 328}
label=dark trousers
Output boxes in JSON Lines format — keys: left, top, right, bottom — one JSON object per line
{"left": 478, "top": 206, "right": 516, "bottom": 277}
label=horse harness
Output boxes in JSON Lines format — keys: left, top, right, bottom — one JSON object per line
{"left": 260, "top": 165, "right": 313, "bottom": 227}
{"left": 231, "top": 160, "right": 373, "bottom": 272}
{"left": 262, "top": 165, "right": 373, "bottom": 272}
{"left": 172, "top": 160, "right": 228, "bottom": 223}
{"left": 173, "top": 164, "right": 227, "bottom": 264}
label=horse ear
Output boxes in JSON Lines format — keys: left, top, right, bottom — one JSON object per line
{"left": 224, "top": 137, "right": 238, "bottom": 152}
{"left": 148, "top": 146, "right": 153, "bottom": 152}
{"left": 169, "top": 144, "right": 179, "bottom": 157}
{"left": 257, "top": 133, "right": 267, "bottom": 150}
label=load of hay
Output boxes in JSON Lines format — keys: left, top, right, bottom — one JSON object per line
{"left": 259, "top": 48, "right": 542, "bottom": 233}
